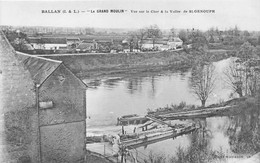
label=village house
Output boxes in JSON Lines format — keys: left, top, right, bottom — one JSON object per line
{"left": 66, "top": 37, "right": 81, "bottom": 46}
{"left": 76, "top": 42, "right": 95, "bottom": 52}
{"left": 28, "top": 37, "right": 67, "bottom": 50}
{"left": 167, "top": 37, "right": 183, "bottom": 49}
{"left": 17, "top": 51, "right": 87, "bottom": 162}
{"left": 28, "top": 37, "right": 44, "bottom": 49}
{"left": 141, "top": 37, "right": 183, "bottom": 51}
{"left": 141, "top": 39, "right": 168, "bottom": 51}
{"left": 41, "top": 37, "right": 67, "bottom": 50}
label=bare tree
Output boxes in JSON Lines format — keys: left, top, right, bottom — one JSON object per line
{"left": 146, "top": 25, "right": 162, "bottom": 48}
{"left": 223, "top": 59, "right": 244, "bottom": 97}
{"left": 136, "top": 28, "right": 147, "bottom": 51}
{"left": 224, "top": 58, "right": 260, "bottom": 98}
{"left": 189, "top": 63, "right": 216, "bottom": 107}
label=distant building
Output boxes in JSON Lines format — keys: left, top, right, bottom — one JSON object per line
{"left": 29, "top": 37, "right": 44, "bottom": 49}
{"left": 41, "top": 37, "right": 67, "bottom": 50}
{"left": 141, "top": 37, "right": 183, "bottom": 51}
{"left": 141, "top": 39, "right": 168, "bottom": 50}
{"left": 167, "top": 37, "right": 183, "bottom": 49}
{"left": 67, "top": 37, "right": 81, "bottom": 46}
{"left": 28, "top": 37, "right": 67, "bottom": 50}
{"left": 76, "top": 42, "right": 96, "bottom": 52}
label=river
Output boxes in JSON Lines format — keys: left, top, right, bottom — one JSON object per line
{"left": 84, "top": 58, "right": 260, "bottom": 162}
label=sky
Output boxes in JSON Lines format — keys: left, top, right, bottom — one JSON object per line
{"left": 0, "top": 0, "right": 260, "bottom": 31}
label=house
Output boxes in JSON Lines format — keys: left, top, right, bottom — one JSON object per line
{"left": 28, "top": 37, "right": 67, "bottom": 50}
{"left": 41, "top": 37, "right": 67, "bottom": 50}
{"left": 0, "top": 30, "right": 87, "bottom": 162}
{"left": 76, "top": 42, "right": 95, "bottom": 52}
{"left": 141, "top": 39, "right": 168, "bottom": 50}
{"left": 16, "top": 51, "right": 87, "bottom": 163}
{"left": 159, "top": 45, "right": 170, "bottom": 51}
{"left": 167, "top": 37, "right": 183, "bottom": 49}
{"left": 21, "top": 43, "right": 34, "bottom": 50}
{"left": 67, "top": 37, "right": 81, "bottom": 46}
{"left": 28, "top": 37, "right": 44, "bottom": 49}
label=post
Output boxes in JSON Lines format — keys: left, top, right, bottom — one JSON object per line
{"left": 104, "top": 144, "right": 106, "bottom": 155}
{"left": 122, "top": 126, "right": 124, "bottom": 135}
{"left": 36, "top": 84, "right": 42, "bottom": 163}
{"left": 121, "top": 152, "right": 124, "bottom": 163}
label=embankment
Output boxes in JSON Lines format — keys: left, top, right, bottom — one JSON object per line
{"left": 39, "top": 49, "right": 234, "bottom": 79}
{"left": 38, "top": 51, "right": 193, "bottom": 78}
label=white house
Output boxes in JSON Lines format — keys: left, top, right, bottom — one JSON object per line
{"left": 167, "top": 37, "right": 183, "bottom": 49}
{"left": 41, "top": 38, "right": 67, "bottom": 50}
{"left": 28, "top": 37, "right": 44, "bottom": 49}
{"left": 141, "top": 39, "right": 168, "bottom": 50}
{"left": 28, "top": 37, "right": 67, "bottom": 50}
{"left": 67, "top": 37, "right": 80, "bottom": 46}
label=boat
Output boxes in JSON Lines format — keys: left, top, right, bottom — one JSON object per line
{"left": 117, "top": 114, "right": 149, "bottom": 125}
{"left": 120, "top": 123, "right": 197, "bottom": 148}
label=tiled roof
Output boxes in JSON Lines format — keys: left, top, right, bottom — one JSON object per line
{"left": 16, "top": 51, "right": 62, "bottom": 85}
{"left": 76, "top": 43, "right": 94, "bottom": 50}
{"left": 66, "top": 37, "right": 80, "bottom": 41}
{"left": 142, "top": 39, "right": 168, "bottom": 45}
{"left": 28, "top": 37, "right": 42, "bottom": 44}
{"left": 28, "top": 37, "right": 67, "bottom": 44}
{"left": 21, "top": 44, "right": 34, "bottom": 50}
{"left": 171, "top": 37, "right": 183, "bottom": 42}
{"left": 41, "top": 37, "right": 67, "bottom": 44}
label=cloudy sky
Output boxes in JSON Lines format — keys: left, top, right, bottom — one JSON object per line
{"left": 0, "top": 0, "right": 259, "bottom": 31}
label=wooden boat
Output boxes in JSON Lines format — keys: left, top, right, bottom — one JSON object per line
{"left": 121, "top": 123, "right": 197, "bottom": 148}
{"left": 117, "top": 114, "right": 149, "bottom": 125}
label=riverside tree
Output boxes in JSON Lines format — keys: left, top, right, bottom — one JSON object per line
{"left": 146, "top": 24, "right": 162, "bottom": 48}
{"left": 178, "top": 29, "right": 188, "bottom": 43}
{"left": 224, "top": 42, "right": 259, "bottom": 97}
{"left": 223, "top": 59, "right": 245, "bottom": 97}
{"left": 136, "top": 28, "right": 147, "bottom": 51}
{"left": 189, "top": 62, "right": 216, "bottom": 107}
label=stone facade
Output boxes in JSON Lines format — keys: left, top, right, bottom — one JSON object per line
{"left": 0, "top": 31, "right": 38, "bottom": 162}
{"left": 38, "top": 64, "right": 86, "bottom": 162}
{"left": 0, "top": 31, "right": 87, "bottom": 163}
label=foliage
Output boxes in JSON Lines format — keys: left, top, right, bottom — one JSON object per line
{"left": 178, "top": 29, "right": 188, "bottom": 43}
{"left": 223, "top": 59, "right": 244, "bottom": 97}
{"left": 3, "top": 29, "right": 29, "bottom": 51}
{"left": 188, "top": 30, "right": 208, "bottom": 53}
{"left": 147, "top": 102, "right": 197, "bottom": 114}
{"left": 223, "top": 41, "right": 260, "bottom": 97}
{"left": 146, "top": 25, "right": 162, "bottom": 48}
{"left": 143, "top": 132, "right": 226, "bottom": 163}
{"left": 144, "top": 151, "right": 167, "bottom": 163}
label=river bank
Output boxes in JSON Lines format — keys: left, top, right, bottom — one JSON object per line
{"left": 39, "top": 49, "right": 235, "bottom": 80}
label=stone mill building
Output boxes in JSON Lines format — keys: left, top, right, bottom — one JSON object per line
{"left": 0, "top": 31, "right": 87, "bottom": 162}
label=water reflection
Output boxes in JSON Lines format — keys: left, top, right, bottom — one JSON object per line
{"left": 103, "top": 77, "right": 123, "bottom": 88}
{"left": 140, "top": 108, "right": 260, "bottom": 162}
{"left": 226, "top": 108, "right": 260, "bottom": 154}
{"left": 126, "top": 77, "right": 143, "bottom": 95}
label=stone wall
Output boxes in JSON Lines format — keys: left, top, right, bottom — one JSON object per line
{"left": 0, "top": 31, "right": 38, "bottom": 162}
{"left": 40, "top": 122, "right": 85, "bottom": 163}
{"left": 39, "top": 64, "right": 86, "bottom": 162}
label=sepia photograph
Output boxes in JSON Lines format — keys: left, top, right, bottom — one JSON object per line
{"left": 0, "top": 0, "right": 260, "bottom": 162}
